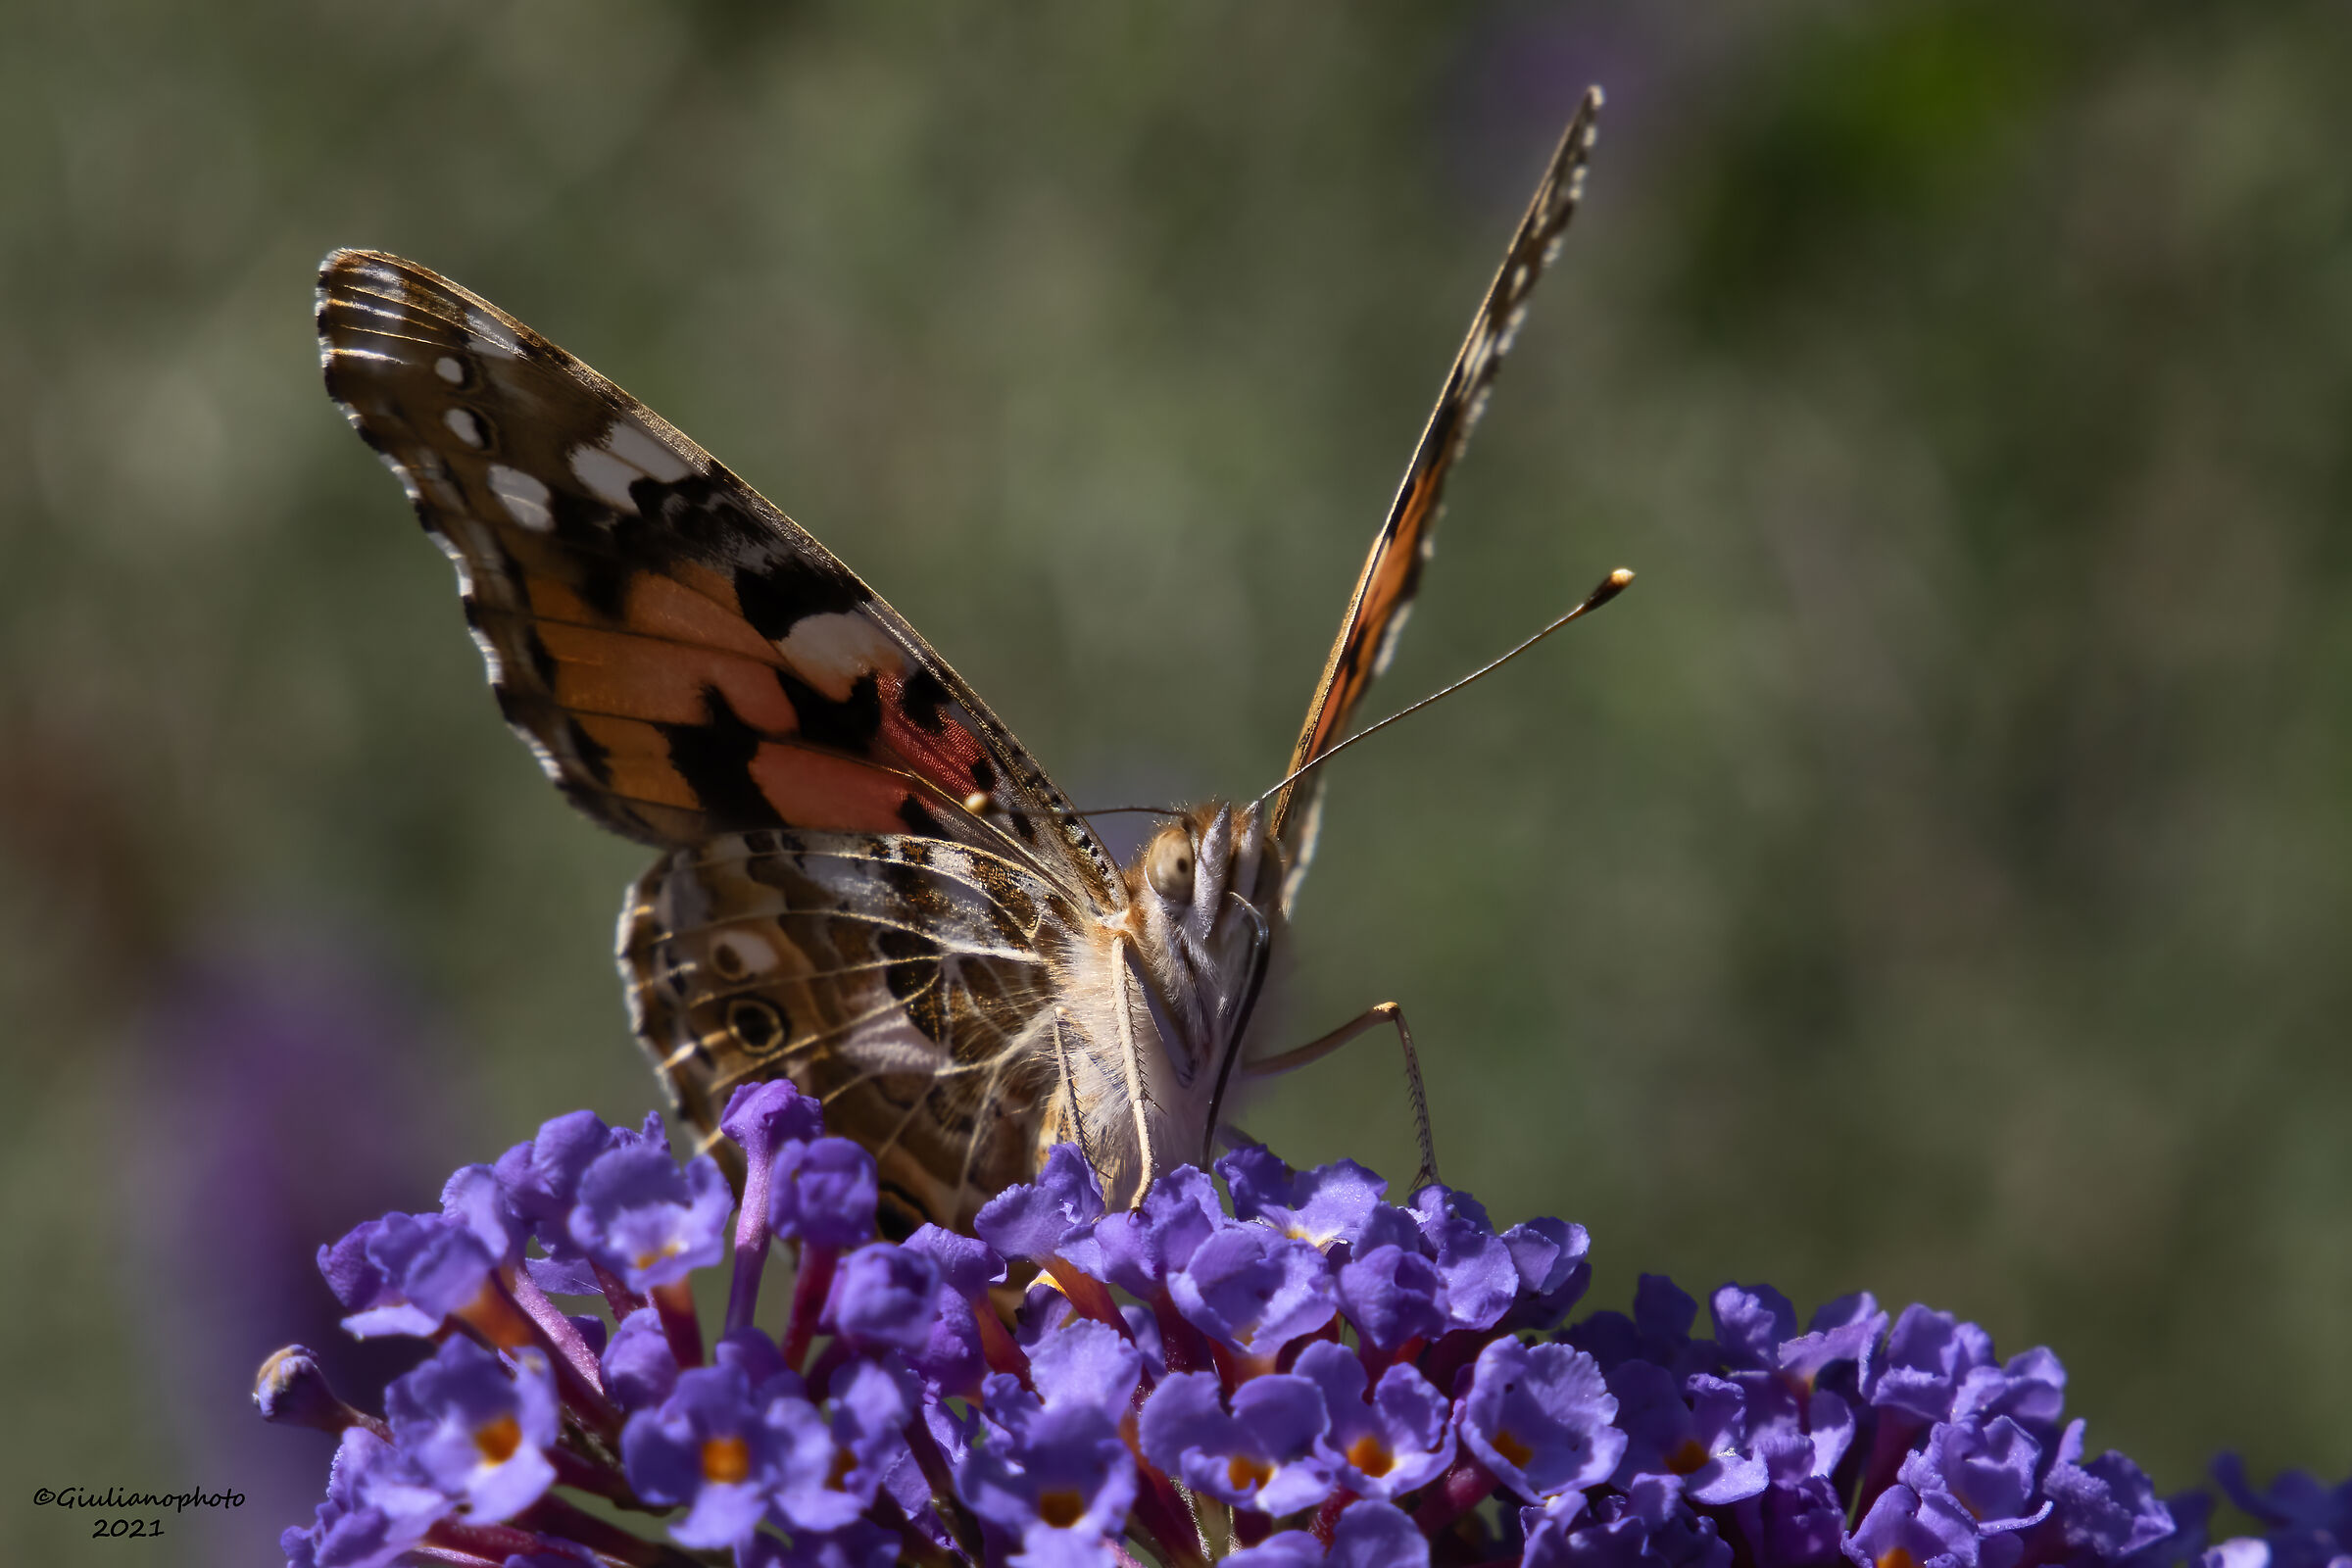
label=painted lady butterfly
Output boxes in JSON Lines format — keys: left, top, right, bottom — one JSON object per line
{"left": 318, "top": 91, "right": 1602, "bottom": 1236}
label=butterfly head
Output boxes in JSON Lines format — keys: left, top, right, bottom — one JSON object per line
{"left": 1131, "top": 799, "right": 1274, "bottom": 933}
{"left": 1117, "top": 800, "right": 1282, "bottom": 1091}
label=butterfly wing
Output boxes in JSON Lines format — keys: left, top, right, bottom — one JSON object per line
{"left": 317, "top": 250, "right": 1124, "bottom": 912}
{"left": 1268, "top": 90, "right": 1604, "bottom": 902}
{"left": 320, "top": 251, "right": 1135, "bottom": 1205}
{"left": 621, "top": 827, "right": 1088, "bottom": 1235}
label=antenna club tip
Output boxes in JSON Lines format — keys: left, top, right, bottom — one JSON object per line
{"left": 1584, "top": 567, "right": 1634, "bottom": 611}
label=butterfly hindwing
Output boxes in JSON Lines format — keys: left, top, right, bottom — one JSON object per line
{"left": 1270, "top": 90, "right": 1603, "bottom": 897}
{"left": 619, "top": 828, "right": 1086, "bottom": 1233}
{"left": 317, "top": 250, "right": 1122, "bottom": 909}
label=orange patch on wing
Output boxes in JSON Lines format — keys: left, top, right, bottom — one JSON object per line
{"left": 572, "top": 715, "right": 701, "bottom": 808}
{"left": 538, "top": 621, "right": 800, "bottom": 733}
{"left": 520, "top": 571, "right": 599, "bottom": 627}
{"left": 749, "top": 743, "right": 922, "bottom": 834}
{"left": 672, "top": 559, "right": 745, "bottom": 616}
{"left": 1315, "top": 478, "right": 1434, "bottom": 754}
{"left": 623, "top": 570, "right": 777, "bottom": 662}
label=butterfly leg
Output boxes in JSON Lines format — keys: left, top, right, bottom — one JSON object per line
{"left": 1109, "top": 934, "right": 1159, "bottom": 1208}
{"left": 1242, "top": 1003, "right": 1437, "bottom": 1195}
{"left": 1051, "top": 1008, "right": 1100, "bottom": 1178}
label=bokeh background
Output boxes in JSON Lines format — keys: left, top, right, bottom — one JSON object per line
{"left": 6, "top": 3, "right": 2350, "bottom": 1562}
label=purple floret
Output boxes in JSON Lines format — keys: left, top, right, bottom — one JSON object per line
{"left": 1221, "top": 1146, "right": 1391, "bottom": 1249}
{"left": 719, "top": 1079, "right": 825, "bottom": 1154}
{"left": 1030, "top": 1317, "right": 1143, "bottom": 1411}
{"left": 382, "top": 1337, "right": 558, "bottom": 1523}
{"left": 345, "top": 1210, "right": 497, "bottom": 1335}
{"left": 957, "top": 1323, "right": 1140, "bottom": 1556}
{"left": 1167, "top": 1224, "right": 1338, "bottom": 1354}
{"left": 1502, "top": 1216, "right": 1594, "bottom": 1330}
{"left": 1898, "top": 1415, "right": 2051, "bottom": 1532}
{"left": 824, "top": 1242, "right": 943, "bottom": 1352}
{"left": 1609, "top": 1362, "right": 1766, "bottom": 1506}
{"left": 1460, "top": 1337, "right": 1628, "bottom": 1505}
{"left": 1871, "top": 1305, "right": 1997, "bottom": 1426}
{"left": 602, "top": 1306, "right": 680, "bottom": 1412}
{"left": 1091, "top": 1164, "right": 1227, "bottom": 1297}
{"left": 1845, "top": 1482, "right": 1980, "bottom": 1568}
{"left": 1569, "top": 1274, "right": 1710, "bottom": 1378}
{"left": 1139, "top": 1368, "right": 1334, "bottom": 1516}
{"left": 622, "top": 1364, "right": 794, "bottom": 1550}
{"left": 767, "top": 1137, "right": 880, "bottom": 1250}
{"left": 2044, "top": 1426, "right": 2177, "bottom": 1559}
{"left": 495, "top": 1109, "right": 663, "bottom": 1292}
{"left": 1330, "top": 1497, "right": 1434, "bottom": 1568}
{"left": 1336, "top": 1243, "right": 1449, "bottom": 1355}
{"left": 975, "top": 1144, "right": 1105, "bottom": 1263}
{"left": 280, "top": 1425, "right": 447, "bottom": 1568}
{"left": 1294, "top": 1339, "right": 1454, "bottom": 1499}
{"left": 1410, "top": 1185, "right": 1521, "bottom": 1333}
{"left": 770, "top": 1357, "right": 912, "bottom": 1534}
{"left": 567, "top": 1143, "right": 732, "bottom": 1293}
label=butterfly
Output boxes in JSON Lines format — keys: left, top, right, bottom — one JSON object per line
{"left": 318, "top": 90, "right": 1602, "bottom": 1238}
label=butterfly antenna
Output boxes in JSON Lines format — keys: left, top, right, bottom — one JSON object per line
{"left": 1253, "top": 567, "right": 1633, "bottom": 809}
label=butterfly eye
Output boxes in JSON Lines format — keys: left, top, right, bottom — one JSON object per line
{"left": 1146, "top": 824, "right": 1195, "bottom": 901}
{"left": 725, "top": 998, "right": 787, "bottom": 1057}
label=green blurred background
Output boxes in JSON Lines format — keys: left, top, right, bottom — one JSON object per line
{"left": 6, "top": 3, "right": 2349, "bottom": 1562}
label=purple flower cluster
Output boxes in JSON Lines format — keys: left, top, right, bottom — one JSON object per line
{"left": 260, "top": 1087, "right": 2306, "bottom": 1568}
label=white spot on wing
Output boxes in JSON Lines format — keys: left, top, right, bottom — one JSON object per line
{"left": 603, "top": 420, "right": 695, "bottom": 482}
{"left": 444, "top": 407, "right": 486, "bottom": 449}
{"left": 569, "top": 444, "right": 641, "bottom": 513}
{"left": 487, "top": 464, "right": 553, "bottom": 531}
{"left": 712, "top": 930, "right": 778, "bottom": 978}
{"left": 434, "top": 356, "right": 465, "bottom": 384}
{"left": 773, "top": 612, "right": 905, "bottom": 701}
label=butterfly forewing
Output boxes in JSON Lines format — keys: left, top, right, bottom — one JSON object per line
{"left": 1271, "top": 90, "right": 1603, "bottom": 901}
{"left": 317, "top": 251, "right": 1122, "bottom": 908}
{"left": 319, "top": 250, "right": 1126, "bottom": 1227}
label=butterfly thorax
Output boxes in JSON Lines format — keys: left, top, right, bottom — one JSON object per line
{"left": 1039, "top": 800, "right": 1284, "bottom": 1206}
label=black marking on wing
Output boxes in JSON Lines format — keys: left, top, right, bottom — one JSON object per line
{"left": 778, "top": 669, "right": 884, "bottom": 753}
{"left": 727, "top": 997, "right": 789, "bottom": 1057}
{"left": 901, "top": 667, "right": 952, "bottom": 734}
{"left": 732, "top": 550, "right": 867, "bottom": 640}
{"left": 662, "top": 685, "right": 776, "bottom": 827}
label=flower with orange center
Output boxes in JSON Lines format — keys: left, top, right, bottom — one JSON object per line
{"left": 700, "top": 1434, "right": 751, "bottom": 1486}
